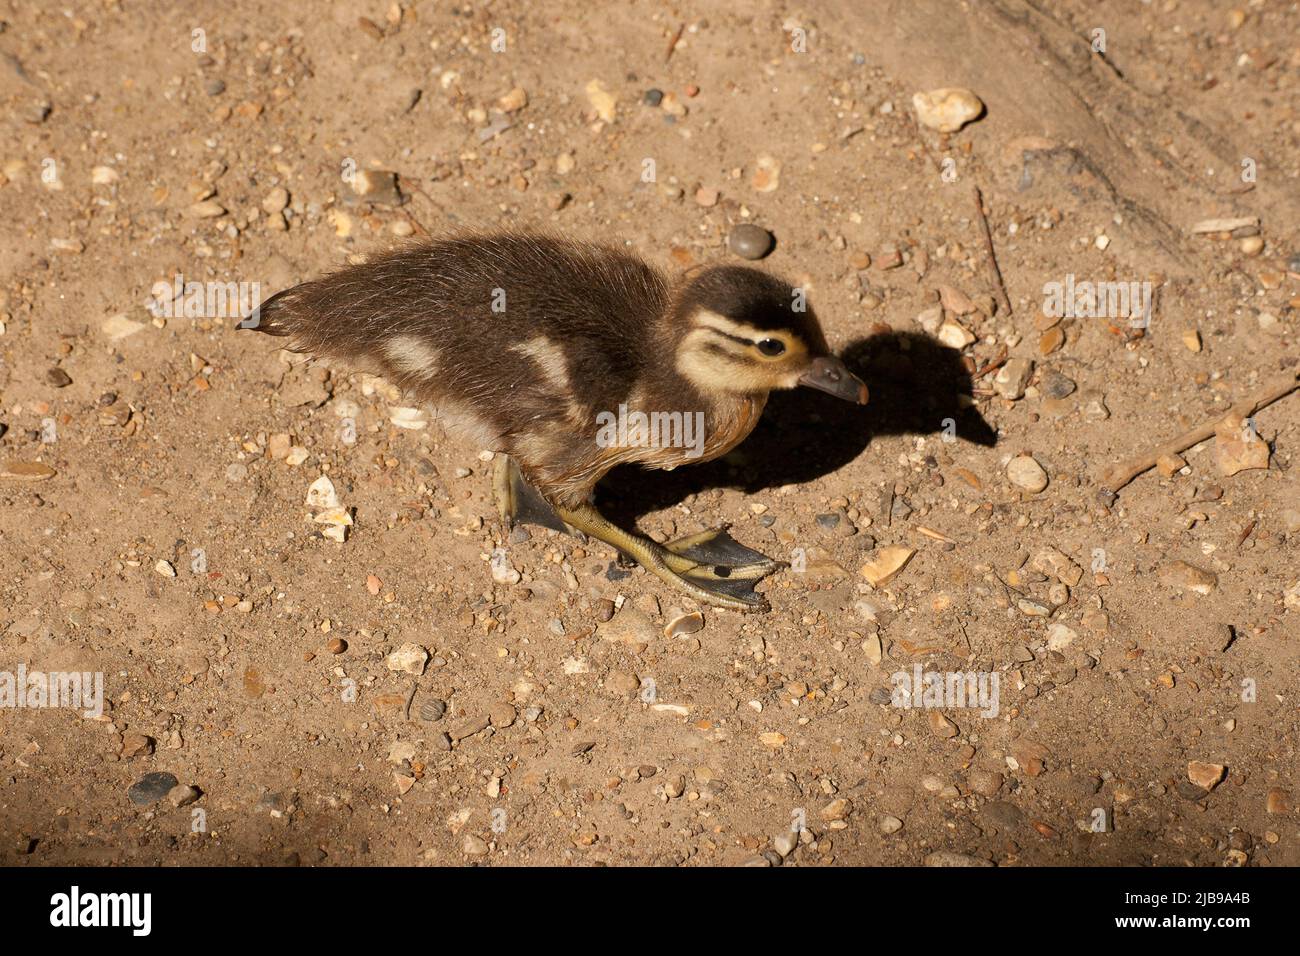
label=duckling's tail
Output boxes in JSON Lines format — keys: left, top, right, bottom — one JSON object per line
{"left": 235, "top": 288, "right": 295, "bottom": 337}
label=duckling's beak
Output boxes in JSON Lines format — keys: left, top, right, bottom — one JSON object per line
{"left": 798, "top": 356, "right": 869, "bottom": 404}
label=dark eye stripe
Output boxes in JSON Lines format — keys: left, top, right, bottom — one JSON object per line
{"left": 703, "top": 328, "right": 756, "bottom": 347}
{"left": 699, "top": 326, "right": 790, "bottom": 355}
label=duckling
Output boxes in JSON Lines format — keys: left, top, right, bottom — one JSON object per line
{"left": 240, "top": 233, "right": 867, "bottom": 611}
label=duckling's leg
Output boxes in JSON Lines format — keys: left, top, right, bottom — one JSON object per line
{"left": 492, "top": 455, "right": 571, "bottom": 534}
{"left": 554, "top": 503, "right": 783, "bottom": 612}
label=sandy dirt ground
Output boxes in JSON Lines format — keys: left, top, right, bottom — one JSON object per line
{"left": 1, "top": 0, "right": 1298, "bottom": 866}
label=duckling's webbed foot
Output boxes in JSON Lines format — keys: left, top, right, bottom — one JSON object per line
{"left": 555, "top": 503, "right": 782, "bottom": 613}
{"left": 493, "top": 455, "right": 572, "bottom": 535}
{"left": 663, "top": 528, "right": 779, "bottom": 572}
{"left": 661, "top": 529, "right": 785, "bottom": 607}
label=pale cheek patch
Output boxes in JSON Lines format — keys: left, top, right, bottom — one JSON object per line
{"left": 383, "top": 334, "right": 441, "bottom": 378}
{"left": 676, "top": 326, "right": 810, "bottom": 394}
{"left": 677, "top": 348, "right": 780, "bottom": 393}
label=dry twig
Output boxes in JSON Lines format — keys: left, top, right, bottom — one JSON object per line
{"left": 1098, "top": 367, "right": 1300, "bottom": 502}
{"left": 665, "top": 22, "right": 684, "bottom": 63}
{"left": 971, "top": 184, "right": 1013, "bottom": 318}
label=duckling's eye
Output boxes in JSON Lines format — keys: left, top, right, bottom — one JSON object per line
{"left": 756, "top": 338, "right": 786, "bottom": 357}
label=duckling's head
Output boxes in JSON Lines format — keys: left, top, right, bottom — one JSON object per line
{"left": 669, "top": 265, "right": 869, "bottom": 404}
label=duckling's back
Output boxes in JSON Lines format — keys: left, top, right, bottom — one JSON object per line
{"left": 247, "top": 233, "right": 671, "bottom": 452}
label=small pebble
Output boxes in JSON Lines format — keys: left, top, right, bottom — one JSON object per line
{"left": 1006, "top": 455, "right": 1049, "bottom": 493}
{"left": 912, "top": 87, "right": 984, "bottom": 132}
{"left": 1038, "top": 326, "right": 1065, "bottom": 354}
{"left": 968, "top": 770, "right": 1004, "bottom": 797}
{"left": 994, "top": 359, "right": 1033, "bottom": 400}
{"left": 187, "top": 199, "right": 226, "bottom": 218}
{"left": 489, "top": 703, "right": 517, "bottom": 728}
{"left": 751, "top": 155, "right": 781, "bottom": 193}
{"left": 1039, "top": 369, "right": 1076, "bottom": 399}
{"left": 120, "top": 733, "right": 154, "bottom": 759}
{"left": 1159, "top": 560, "right": 1218, "bottom": 596}
{"left": 168, "top": 784, "right": 201, "bottom": 807}
{"left": 1187, "top": 760, "right": 1226, "bottom": 791}
{"left": 386, "top": 643, "right": 429, "bottom": 675}
{"left": 728, "top": 224, "right": 775, "bottom": 260}
{"left": 128, "top": 772, "right": 179, "bottom": 805}
{"left": 498, "top": 87, "right": 528, "bottom": 112}
{"left": 450, "top": 714, "right": 491, "bottom": 742}
{"left": 45, "top": 367, "right": 72, "bottom": 388}
{"left": 490, "top": 551, "right": 521, "bottom": 585}
{"left": 262, "top": 186, "right": 289, "bottom": 214}
{"left": 664, "top": 611, "right": 704, "bottom": 637}
{"left": 350, "top": 169, "right": 403, "bottom": 205}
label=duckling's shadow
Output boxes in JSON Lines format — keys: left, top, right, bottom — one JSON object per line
{"left": 598, "top": 331, "right": 997, "bottom": 525}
